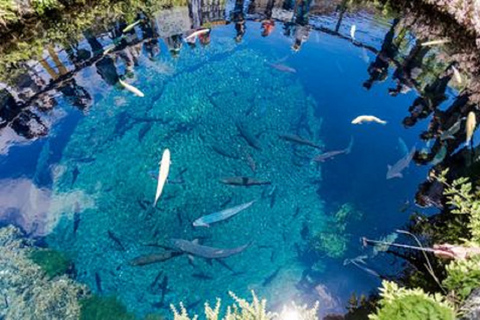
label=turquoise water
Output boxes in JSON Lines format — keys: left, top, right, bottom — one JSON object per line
{"left": 0, "top": 0, "right": 475, "bottom": 318}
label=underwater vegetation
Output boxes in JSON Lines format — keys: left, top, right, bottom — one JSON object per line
{"left": 30, "top": 248, "right": 72, "bottom": 278}
{"left": 79, "top": 295, "right": 137, "bottom": 320}
{"left": 0, "top": 226, "right": 87, "bottom": 319}
{"left": 171, "top": 291, "right": 319, "bottom": 320}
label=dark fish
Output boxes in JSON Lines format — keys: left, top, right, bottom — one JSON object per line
{"left": 269, "top": 186, "right": 277, "bottom": 208}
{"left": 220, "top": 176, "right": 271, "bottom": 186}
{"left": 262, "top": 267, "right": 281, "bottom": 286}
{"left": 211, "top": 144, "right": 239, "bottom": 159}
{"left": 191, "top": 272, "right": 213, "bottom": 280}
{"left": 176, "top": 210, "right": 183, "bottom": 226}
{"left": 137, "top": 199, "right": 148, "bottom": 210}
{"left": 216, "top": 259, "right": 235, "bottom": 272}
{"left": 220, "top": 196, "right": 233, "bottom": 208}
{"left": 73, "top": 202, "right": 81, "bottom": 235}
{"left": 313, "top": 137, "right": 354, "bottom": 162}
{"left": 293, "top": 206, "right": 301, "bottom": 218}
{"left": 71, "top": 166, "right": 79, "bottom": 187}
{"left": 138, "top": 122, "right": 153, "bottom": 142}
{"left": 279, "top": 134, "right": 321, "bottom": 149}
{"left": 95, "top": 272, "right": 103, "bottom": 293}
{"left": 130, "top": 251, "right": 183, "bottom": 266}
{"left": 160, "top": 275, "right": 168, "bottom": 306}
{"left": 149, "top": 270, "right": 164, "bottom": 293}
{"left": 107, "top": 230, "right": 126, "bottom": 251}
{"left": 301, "top": 222, "right": 309, "bottom": 240}
{"left": 236, "top": 121, "right": 262, "bottom": 151}
{"left": 186, "top": 299, "right": 202, "bottom": 310}
{"left": 170, "top": 239, "right": 250, "bottom": 259}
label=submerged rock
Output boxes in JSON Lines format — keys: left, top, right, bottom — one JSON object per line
{"left": 461, "top": 288, "right": 480, "bottom": 320}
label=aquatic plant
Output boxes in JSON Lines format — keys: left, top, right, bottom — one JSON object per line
{"left": 79, "top": 295, "right": 136, "bottom": 320}
{"left": 170, "top": 291, "right": 319, "bottom": 320}
{"left": 29, "top": 248, "right": 72, "bottom": 278}
{"left": 369, "top": 281, "right": 455, "bottom": 320}
{"left": 0, "top": 225, "right": 87, "bottom": 319}
{"left": 443, "top": 254, "right": 480, "bottom": 302}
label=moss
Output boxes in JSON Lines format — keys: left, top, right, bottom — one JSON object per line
{"left": 29, "top": 248, "right": 71, "bottom": 278}
{"left": 79, "top": 295, "right": 136, "bottom": 320}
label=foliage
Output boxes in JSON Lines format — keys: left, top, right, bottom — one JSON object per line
{"left": 437, "top": 169, "right": 480, "bottom": 243}
{"left": 79, "top": 295, "right": 136, "bottom": 320}
{"left": 29, "top": 248, "right": 71, "bottom": 278}
{"left": 32, "top": 0, "right": 61, "bottom": 14}
{"left": 369, "top": 281, "right": 455, "bottom": 320}
{"left": 443, "top": 255, "right": 480, "bottom": 302}
{"left": 171, "top": 291, "right": 319, "bottom": 320}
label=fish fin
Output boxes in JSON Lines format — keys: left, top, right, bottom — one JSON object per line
{"left": 396, "top": 173, "right": 403, "bottom": 178}
{"left": 387, "top": 165, "right": 392, "bottom": 170}
{"left": 192, "top": 239, "right": 200, "bottom": 244}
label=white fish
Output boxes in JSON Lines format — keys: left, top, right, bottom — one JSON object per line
{"left": 193, "top": 200, "right": 255, "bottom": 227}
{"left": 350, "top": 25, "right": 356, "bottom": 40}
{"left": 119, "top": 79, "right": 144, "bottom": 97}
{"left": 421, "top": 39, "right": 450, "bottom": 46}
{"left": 351, "top": 115, "right": 387, "bottom": 125}
{"left": 153, "top": 149, "right": 171, "bottom": 207}
{"left": 123, "top": 20, "right": 142, "bottom": 33}
{"left": 440, "top": 118, "right": 464, "bottom": 140}
{"left": 430, "top": 145, "right": 447, "bottom": 166}
{"left": 185, "top": 28, "right": 210, "bottom": 41}
{"left": 466, "top": 111, "right": 477, "bottom": 145}
{"left": 452, "top": 66, "right": 462, "bottom": 84}
{"left": 398, "top": 137, "right": 409, "bottom": 156}
{"left": 103, "top": 44, "right": 116, "bottom": 55}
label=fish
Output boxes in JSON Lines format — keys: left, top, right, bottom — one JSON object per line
{"left": 279, "top": 134, "right": 322, "bottom": 149}
{"left": 211, "top": 144, "right": 239, "bottom": 159}
{"left": 262, "top": 267, "right": 281, "bottom": 287}
{"left": 267, "top": 63, "right": 296, "bottom": 73}
{"left": 244, "top": 151, "right": 256, "bottom": 172}
{"left": 236, "top": 121, "right": 262, "bottom": 150}
{"left": 421, "top": 39, "right": 451, "bottom": 46}
{"left": 103, "top": 44, "right": 116, "bottom": 55}
{"left": 185, "top": 28, "right": 210, "bottom": 41}
{"left": 130, "top": 251, "right": 183, "bottom": 266}
{"left": 452, "top": 66, "right": 462, "bottom": 84}
{"left": 119, "top": 79, "right": 145, "bottom": 97}
{"left": 466, "top": 111, "right": 476, "bottom": 146}
{"left": 399, "top": 200, "right": 410, "bottom": 213}
{"left": 159, "top": 275, "right": 168, "bottom": 307}
{"left": 71, "top": 166, "right": 79, "bottom": 187}
{"left": 350, "top": 24, "right": 356, "bottom": 40}
{"left": 398, "top": 137, "right": 409, "bottom": 156}
{"left": 123, "top": 20, "right": 142, "bottom": 33}
{"left": 430, "top": 145, "right": 447, "bottom": 166}
{"left": 73, "top": 202, "right": 81, "bottom": 235}
{"left": 107, "top": 230, "right": 126, "bottom": 251}
{"left": 192, "top": 200, "right": 255, "bottom": 227}
{"left": 149, "top": 271, "right": 164, "bottom": 293}
{"left": 440, "top": 118, "right": 463, "bottom": 140}
{"left": 220, "top": 176, "right": 271, "bottom": 186}
{"left": 153, "top": 149, "right": 171, "bottom": 207}
{"left": 386, "top": 147, "right": 415, "bottom": 179}
{"left": 191, "top": 272, "right": 213, "bottom": 280}
{"left": 95, "top": 272, "right": 103, "bottom": 293}
{"left": 312, "top": 137, "right": 354, "bottom": 162}
{"left": 170, "top": 239, "right": 250, "bottom": 259}
{"left": 351, "top": 115, "right": 387, "bottom": 125}
{"left": 138, "top": 122, "right": 153, "bottom": 142}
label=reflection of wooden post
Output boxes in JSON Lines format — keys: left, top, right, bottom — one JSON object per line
{"left": 47, "top": 44, "right": 68, "bottom": 76}
{"left": 39, "top": 59, "right": 58, "bottom": 80}
{"left": 334, "top": 0, "right": 348, "bottom": 33}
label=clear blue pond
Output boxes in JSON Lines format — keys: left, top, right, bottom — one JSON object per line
{"left": 0, "top": 0, "right": 471, "bottom": 318}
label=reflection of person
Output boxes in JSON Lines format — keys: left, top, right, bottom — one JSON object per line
{"left": 363, "top": 18, "right": 400, "bottom": 90}
{"left": 165, "top": 34, "right": 183, "bottom": 57}
{"left": 141, "top": 19, "right": 161, "bottom": 60}
{"left": 290, "top": 0, "right": 312, "bottom": 52}
{"left": 260, "top": 0, "right": 276, "bottom": 37}
{"left": 232, "top": 0, "right": 246, "bottom": 42}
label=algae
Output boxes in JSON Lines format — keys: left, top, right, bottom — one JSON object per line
{"left": 30, "top": 248, "right": 72, "bottom": 278}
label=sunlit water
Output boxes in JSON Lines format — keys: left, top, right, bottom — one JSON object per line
{"left": 0, "top": 0, "right": 471, "bottom": 317}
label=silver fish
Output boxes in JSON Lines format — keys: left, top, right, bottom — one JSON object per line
{"left": 386, "top": 147, "right": 415, "bottom": 179}
{"left": 170, "top": 239, "right": 250, "bottom": 259}
{"left": 193, "top": 200, "right": 255, "bottom": 227}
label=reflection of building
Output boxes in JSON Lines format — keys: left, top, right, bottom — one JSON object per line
{"left": 155, "top": 7, "right": 192, "bottom": 38}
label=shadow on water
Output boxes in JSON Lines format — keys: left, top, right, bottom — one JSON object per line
{"left": 0, "top": 0, "right": 480, "bottom": 318}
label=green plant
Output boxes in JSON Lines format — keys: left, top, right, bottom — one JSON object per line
{"left": 80, "top": 295, "right": 136, "bottom": 320}
{"left": 171, "top": 291, "right": 319, "bottom": 320}
{"left": 31, "top": 0, "right": 61, "bottom": 14}
{"left": 443, "top": 255, "right": 480, "bottom": 302}
{"left": 29, "top": 248, "right": 71, "bottom": 278}
{"left": 369, "top": 281, "right": 455, "bottom": 320}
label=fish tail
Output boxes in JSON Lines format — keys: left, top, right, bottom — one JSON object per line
{"left": 345, "top": 137, "right": 354, "bottom": 154}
